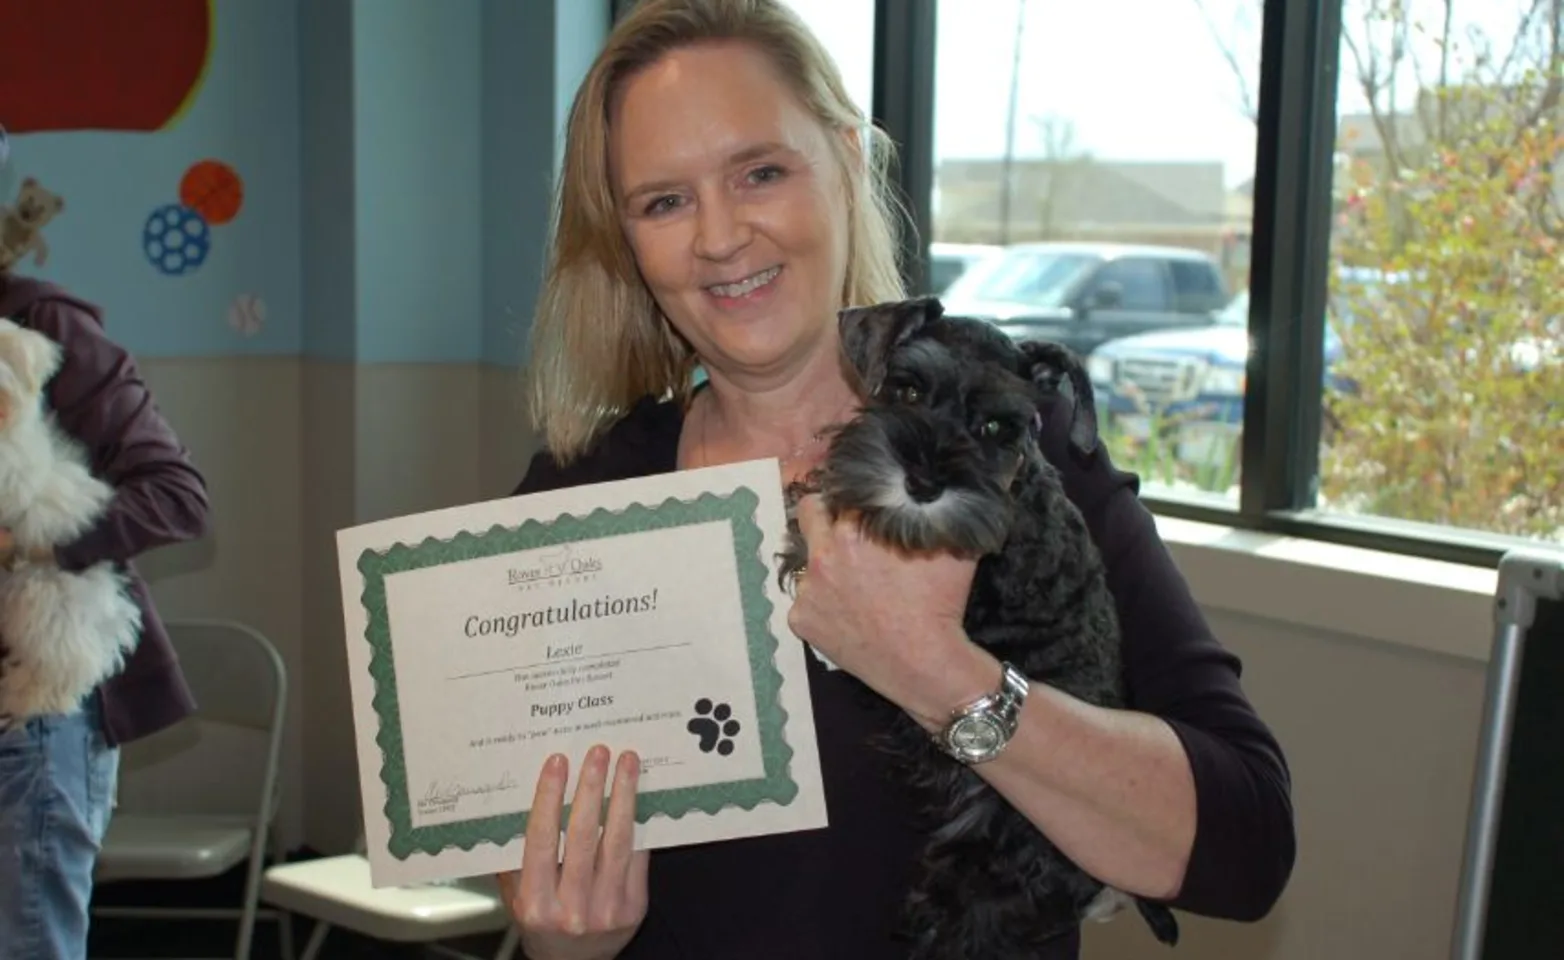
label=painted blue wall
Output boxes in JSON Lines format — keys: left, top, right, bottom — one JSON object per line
{"left": 298, "top": 0, "right": 356, "bottom": 363}
{"left": 351, "top": 0, "right": 484, "bottom": 364}
{"left": 480, "top": 0, "right": 610, "bottom": 368}
{"left": 1, "top": 0, "right": 606, "bottom": 365}
{"left": 0, "top": 0, "right": 303, "bottom": 358}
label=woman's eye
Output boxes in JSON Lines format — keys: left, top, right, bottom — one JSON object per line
{"left": 748, "top": 164, "right": 785, "bottom": 185}
{"left": 644, "top": 195, "right": 680, "bottom": 216}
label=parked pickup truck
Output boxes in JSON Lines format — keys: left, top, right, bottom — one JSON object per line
{"left": 1084, "top": 268, "right": 1560, "bottom": 466}
{"left": 940, "top": 241, "right": 1232, "bottom": 357}
{"left": 1084, "top": 290, "right": 1306, "bottom": 465}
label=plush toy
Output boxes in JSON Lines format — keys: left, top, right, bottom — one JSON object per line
{"left": 0, "top": 177, "right": 65, "bottom": 272}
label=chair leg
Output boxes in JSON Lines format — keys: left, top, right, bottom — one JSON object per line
{"left": 278, "top": 910, "right": 297, "bottom": 960}
{"left": 495, "top": 925, "right": 521, "bottom": 960}
{"left": 233, "top": 824, "right": 277, "bottom": 960}
{"left": 298, "top": 920, "right": 331, "bottom": 960}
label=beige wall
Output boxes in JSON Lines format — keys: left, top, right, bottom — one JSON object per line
{"left": 122, "top": 359, "right": 1501, "bottom": 959}
{"left": 1082, "top": 608, "right": 1487, "bottom": 959}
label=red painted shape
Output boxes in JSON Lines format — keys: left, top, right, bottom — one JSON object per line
{"left": 180, "top": 159, "right": 243, "bottom": 224}
{"left": 0, "top": 0, "right": 212, "bottom": 134}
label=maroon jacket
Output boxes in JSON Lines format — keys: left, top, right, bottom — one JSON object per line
{"left": 0, "top": 275, "right": 210, "bottom": 745}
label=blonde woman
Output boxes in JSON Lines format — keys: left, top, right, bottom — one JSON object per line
{"left": 497, "top": 2, "right": 1295, "bottom": 958}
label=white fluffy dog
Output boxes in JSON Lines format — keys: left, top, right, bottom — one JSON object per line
{"left": 0, "top": 317, "right": 140, "bottom": 727}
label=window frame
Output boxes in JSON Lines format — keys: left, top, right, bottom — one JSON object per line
{"left": 892, "top": 0, "right": 1523, "bottom": 569}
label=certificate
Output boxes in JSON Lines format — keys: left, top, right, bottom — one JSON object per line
{"left": 334, "top": 459, "right": 829, "bottom": 888}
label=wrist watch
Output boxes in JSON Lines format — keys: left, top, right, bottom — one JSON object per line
{"left": 934, "top": 661, "right": 1030, "bottom": 764}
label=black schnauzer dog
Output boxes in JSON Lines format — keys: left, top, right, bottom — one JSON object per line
{"left": 778, "top": 296, "right": 1180, "bottom": 959}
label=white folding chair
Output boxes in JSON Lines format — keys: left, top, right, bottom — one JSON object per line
{"left": 92, "top": 618, "right": 290, "bottom": 960}
{"left": 260, "top": 834, "right": 519, "bottom": 960}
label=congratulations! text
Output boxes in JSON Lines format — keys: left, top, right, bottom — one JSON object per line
{"left": 464, "top": 590, "right": 660, "bottom": 639}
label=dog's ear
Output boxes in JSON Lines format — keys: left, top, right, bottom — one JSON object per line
{"left": 0, "top": 320, "right": 63, "bottom": 401}
{"left": 1018, "top": 339, "right": 1099, "bottom": 455}
{"left": 838, "top": 296, "right": 942, "bottom": 395}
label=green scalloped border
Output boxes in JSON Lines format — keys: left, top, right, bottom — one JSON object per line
{"left": 354, "top": 487, "right": 799, "bottom": 861}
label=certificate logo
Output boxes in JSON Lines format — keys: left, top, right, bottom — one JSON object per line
{"left": 686, "top": 698, "right": 742, "bottom": 757}
{"left": 507, "top": 545, "right": 603, "bottom": 590}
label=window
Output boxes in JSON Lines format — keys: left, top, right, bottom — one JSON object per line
{"left": 929, "top": 0, "right": 1259, "bottom": 503}
{"left": 776, "top": 0, "right": 876, "bottom": 122}
{"left": 1087, "top": 258, "right": 1173, "bottom": 311}
{"left": 1170, "top": 259, "right": 1228, "bottom": 311}
{"left": 943, "top": 249, "right": 1098, "bottom": 308}
{"left": 1317, "top": 0, "right": 1564, "bottom": 546}
{"left": 606, "top": 0, "right": 1562, "bottom": 562}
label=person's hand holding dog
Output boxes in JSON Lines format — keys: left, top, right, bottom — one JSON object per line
{"left": 497, "top": 745, "right": 649, "bottom": 960}
{"left": 0, "top": 526, "right": 55, "bottom": 570}
{"left": 786, "top": 493, "right": 1000, "bottom": 729}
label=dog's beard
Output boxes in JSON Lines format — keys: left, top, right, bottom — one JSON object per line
{"left": 816, "top": 406, "right": 1013, "bottom": 557}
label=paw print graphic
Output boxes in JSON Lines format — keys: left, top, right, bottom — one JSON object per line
{"left": 686, "top": 698, "right": 741, "bottom": 756}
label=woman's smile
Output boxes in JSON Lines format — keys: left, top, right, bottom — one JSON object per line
{"left": 704, "top": 265, "right": 783, "bottom": 308}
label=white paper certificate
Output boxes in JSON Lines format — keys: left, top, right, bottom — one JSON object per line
{"left": 334, "top": 459, "right": 829, "bottom": 887}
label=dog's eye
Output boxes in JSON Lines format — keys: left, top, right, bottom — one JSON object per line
{"left": 980, "top": 419, "right": 1003, "bottom": 438}
{"left": 894, "top": 385, "right": 922, "bottom": 404}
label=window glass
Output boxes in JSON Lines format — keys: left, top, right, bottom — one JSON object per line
{"left": 777, "top": 0, "right": 875, "bottom": 122}
{"left": 1321, "top": 0, "right": 1564, "bottom": 544}
{"left": 1089, "top": 258, "right": 1171, "bottom": 311}
{"left": 932, "top": 0, "right": 1259, "bottom": 500}
{"left": 944, "top": 249, "right": 1099, "bottom": 307}
{"left": 1170, "top": 259, "right": 1226, "bottom": 309}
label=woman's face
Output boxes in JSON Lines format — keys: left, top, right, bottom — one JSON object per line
{"left": 608, "top": 41, "right": 852, "bottom": 382}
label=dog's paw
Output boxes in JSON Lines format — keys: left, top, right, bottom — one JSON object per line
{"left": 1083, "top": 885, "right": 1132, "bottom": 923}
{"left": 685, "top": 698, "right": 742, "bottom": 756}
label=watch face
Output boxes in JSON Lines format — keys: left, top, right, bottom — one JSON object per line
{"left": 949, "top": 715, "right": 1004, "bottom": 760}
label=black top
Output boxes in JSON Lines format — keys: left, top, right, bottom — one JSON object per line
{"left": 514, "top": 392, "right": 1295, "bottom": 960}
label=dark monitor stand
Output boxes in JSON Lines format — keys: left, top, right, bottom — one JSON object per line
{"left": 1450, "top": 547, "right": 1564, "bottom": 960}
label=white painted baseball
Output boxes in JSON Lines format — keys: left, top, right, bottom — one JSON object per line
{"left": 227, "top": 293, "right": 265, "bottom": 338}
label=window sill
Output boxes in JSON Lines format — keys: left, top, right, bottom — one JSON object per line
{"left": 1153, "top": 514, "right": 1500, "bottom": 663}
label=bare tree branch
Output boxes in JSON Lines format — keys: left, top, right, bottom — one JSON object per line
{"left": 1188, "top": 0, "right": 1261, "bottom": 123}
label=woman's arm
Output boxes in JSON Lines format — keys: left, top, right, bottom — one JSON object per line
{"left": 786, "top": 399, "right": 1295, "bottom": 922}
{"left": 900, "top": 636, "right": 1199, "bottom": 903}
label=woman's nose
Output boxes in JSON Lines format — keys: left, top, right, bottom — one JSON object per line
{"left": 693, "top": 193, "right": 751, "bottom": 262}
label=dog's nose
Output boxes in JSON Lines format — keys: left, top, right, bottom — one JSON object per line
{"left": 905, "top": 473, "right": 942, "bottom": 503}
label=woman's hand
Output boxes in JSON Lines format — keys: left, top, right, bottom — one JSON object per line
{"left": 785, "top": 494, "right": 995, "bottom": 726}
{"left": 497, "top": 746, "right": 650, "bottom": 960}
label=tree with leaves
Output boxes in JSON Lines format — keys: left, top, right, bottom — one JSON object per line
{"left": 1195, "top": 0, "right": 1564, "bottom": 539}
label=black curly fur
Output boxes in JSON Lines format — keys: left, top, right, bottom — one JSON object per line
{"left": 778, "top": 297, "right": 1179, "bottom": 959}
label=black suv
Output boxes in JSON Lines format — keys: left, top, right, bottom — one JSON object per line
{"left": 938, "top": 241, "right": 1232, "bottom": 356}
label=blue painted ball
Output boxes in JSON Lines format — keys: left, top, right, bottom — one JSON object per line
{"left": 142, "top": 204, "right": 210, "bottom": 276}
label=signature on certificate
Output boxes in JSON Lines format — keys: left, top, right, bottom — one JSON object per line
{"left": 417, "top": 771, "right": 521, "bottom": 816}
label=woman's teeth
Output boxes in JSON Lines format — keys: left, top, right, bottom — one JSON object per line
{"left": 709, "top": 266, "right": 780, "bottom": 298}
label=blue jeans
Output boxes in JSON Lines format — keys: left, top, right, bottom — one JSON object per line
{"left": 0, "top": 699, "right": 119, "bottom": 960}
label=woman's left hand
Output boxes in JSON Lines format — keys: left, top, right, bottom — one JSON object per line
{"left": 785, "top": 494, "right": 995, "bottom": 725}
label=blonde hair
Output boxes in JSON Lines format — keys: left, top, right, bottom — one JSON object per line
{"left": 526, "top": 0, "right": 911, "bottom": 464}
